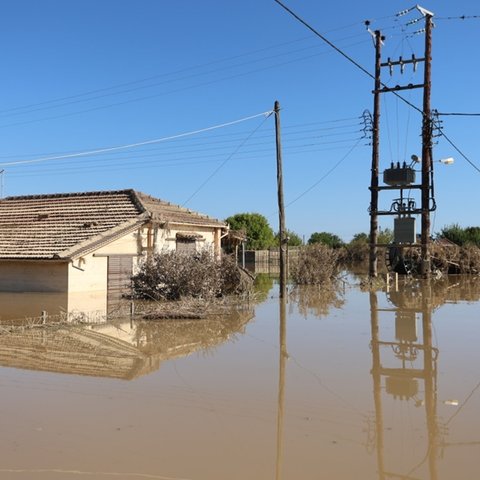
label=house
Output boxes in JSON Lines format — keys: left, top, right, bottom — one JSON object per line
{"left": 0, "top": 189, "right": 227, "bottom": 317}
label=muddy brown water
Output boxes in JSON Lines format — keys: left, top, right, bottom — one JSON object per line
{"left": 0, "top": 275, "right": 479, "bottom": 479}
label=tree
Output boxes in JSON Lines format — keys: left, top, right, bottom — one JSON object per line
{"left": 377, "top": 227, "right": 393, "bottom": 244}
{"left": 225, "top": 213, "right": 275, "bottom": 250}
{"left": 275, "top": 229, "right": 303, "bottom": 247}
{"left": 349, "top": 228, "right": 393, "bottom": 245}
{"left": 440, "top": 224, "right": 480, "bottom": 247}
{"left": 350, "top": 232, "right": 369, "bottom": 244}
{"left": 308, "top": 232, "right": 344, "bottom": 249}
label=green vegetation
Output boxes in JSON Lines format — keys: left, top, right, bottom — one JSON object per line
{"left": 308, "top": 231, "right": 344, "bottom": 248}
{"left": 225, "top": 213, "right": 275, "bottom": 250}
{"left": 440, "top": 224, "right": 480, "bottom": 247}
{"left": 275, "top": 229, "right": 303, "bottom": 247}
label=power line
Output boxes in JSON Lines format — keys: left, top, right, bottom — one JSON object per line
{"left": 273, "top": 0, "right": 424, "bottom": 116}
{"left": 273, "top": 0, "right": 374, "bottom": 79}
{"left": 0, "top": 111, "right": 273, "bottom": 167}
{"left": 182, "top": 114, "right": 271, "bottom": 206}
{"left": 439, "top": 130, "right": 480, "bottom": 174}
{"left": 436, "top": 112, "right": 480, "bottom": 117}
{"left": 0, "top": 38, "right": 371, "bottom": 130}
{"left": 1, "top": 17, "right": 374, "bottom": 117}
{"left": 0, "top": 117, "right": 360, "bottom": 160}
{"left": 436, "top": 15, "right": 480, "bottom": 21}
{"left": 7, "top": 144, "right": 360, "bottom": 178}
{"left": 0, "top": 37, "right": 367, "bottom": 120}
{"left": 274, "top": 0, "right": 480, "bottom": 183}
{"left": 284, "top": 138, "right": 364, "bottom": 209}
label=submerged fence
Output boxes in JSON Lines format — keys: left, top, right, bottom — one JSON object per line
{"left": 243, "top": 247, "right": 301, "bottom": 274}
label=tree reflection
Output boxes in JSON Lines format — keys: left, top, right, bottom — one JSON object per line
{"left": 289, "top": 283, "right": 344, "bottom": 318}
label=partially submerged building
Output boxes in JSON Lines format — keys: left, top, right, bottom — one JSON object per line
{"left": 0, "top": 189, "right": 227, "bottom": 316}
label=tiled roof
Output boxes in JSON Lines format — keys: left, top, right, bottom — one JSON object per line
{"left": 0, "top": 189, "right": 226, "bottom": 260}
{"left": 135, "top": 191, "right": 225, "bottom": 228}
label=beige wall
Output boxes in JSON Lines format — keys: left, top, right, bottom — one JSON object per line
{"left": 68, "top": 252, "right": 108, "bottom": 293}
{"left": 153, "top": 225, "right": 216, "bottom": 254}
{"left": 0, "top": 261, "right": 68, "bottom": 292}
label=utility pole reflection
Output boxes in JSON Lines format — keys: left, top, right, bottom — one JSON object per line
{"left": 275, "top": 297, "right": 288, "bottom": 480}
{"left": 370, "top": 282, "right": 439, "bottom": 480}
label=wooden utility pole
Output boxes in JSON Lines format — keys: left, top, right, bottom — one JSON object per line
{"left": 421, "top": 15, "right": 433, "bottom": 278}
{"left": 275, "top": 101, "right": 287, "bottom": 298}
{"left": 369, "top": 31, "right": 382, "bottom": 278}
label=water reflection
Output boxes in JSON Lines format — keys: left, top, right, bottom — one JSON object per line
{"left": 289, "top": 283, "right": 345, "bottom": 318}
{"left": 0, "top": 310, "right": 253, "bottom": 380}
{"left": 276, "top": 298, "right": 287, "bottom": 480}
{"left": 0, "top": 290, "right": 107, "bottom": 324}
{"left": 369, "top": 276, "right": 480, "bottom": 480}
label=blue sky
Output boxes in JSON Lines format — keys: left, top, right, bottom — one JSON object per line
{"left": 0, "top": 1, "right": 479, "bottom": 241}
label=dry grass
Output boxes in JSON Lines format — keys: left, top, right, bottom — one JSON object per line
{"left": 132, "top": 251, "right": 253, "bottom": 301}
{"left": 290, "top": 244, "right": 341, "bottom": 285}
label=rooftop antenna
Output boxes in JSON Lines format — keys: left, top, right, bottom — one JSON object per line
{"left": 0, "top": 169, "right": 4, "bottom": 198}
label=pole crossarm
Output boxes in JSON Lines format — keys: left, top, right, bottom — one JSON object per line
{"left": 374, "top": 83, "right": 425, "bottom": 94}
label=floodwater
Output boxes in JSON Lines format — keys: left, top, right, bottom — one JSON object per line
{"left": 0, "top": 274, "right": 479, "bottom": 480}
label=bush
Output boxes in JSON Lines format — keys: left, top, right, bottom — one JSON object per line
{"left": 132, "top": 251, "right": 250, "bottom": 301}
{"left": 440, "top": 224, "right": 480, "bottom": 247}
{"left": 290, "top": 244, "right": 341, "bottom": 285}
{"left": 458, "top": 245, "right": 480, "bottom": 274}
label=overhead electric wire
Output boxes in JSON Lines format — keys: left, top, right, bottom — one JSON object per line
{"left": 7, "top": 143, "right": 361, "bottom": 179}
{"left": 436, "top": 112, "right": 480, "bottom": 117}
{"left": 0, "top": 110, "right": 273, "bottom": 167}
{"left": 436, "top": 15, "right": 480, "bottom": 20}
{"left": 0, "top": 35, "right": 367, "bottom": 120}
{"left": 274, "top": 1, "right": 480, "bottom": 185}
{"left": 439, "top": 130, "right": 480, "bottom": 174}
{"left": 0, "top": 38, "right": 371, "bottom": 130}
{"left": 283, "top": 138, "right": 365, "bottom": 210}
{"left": 1, "top": 17, "right": 374, "bottom": 117}
{"left": 273, "top": 0, "right": 424, "bottom": 116}
{"left": 182, "top": 114, "right": 271, "bottom": 206}
{"left": 1, "top": 115, "right": 362, "bottom": 163}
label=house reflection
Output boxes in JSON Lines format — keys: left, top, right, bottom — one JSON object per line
{"left": 369, "top": 276, "right": 480, "bottom": 480}
{"left": 0, "top": 309, "right": 253, "bottom": 380}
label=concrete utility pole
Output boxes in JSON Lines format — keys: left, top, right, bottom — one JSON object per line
{"left": 369, "top": 30, "right": 382, "bottom": 278}
{"left": 274, "top": 101, "right": 287, "bottom": 298}
{"left": 421, "top": 14, "right": 433, "bottom": 278}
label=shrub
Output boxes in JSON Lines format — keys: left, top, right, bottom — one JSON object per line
{"left": 132, "top": 251, "right": 250, "bottom": 301}
{"left": 290, "top": 244, "right": 341, "bottom": 285}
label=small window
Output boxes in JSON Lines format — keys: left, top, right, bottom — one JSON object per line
{"left": 176, "top": 237, "right": 196, "bottom": 254}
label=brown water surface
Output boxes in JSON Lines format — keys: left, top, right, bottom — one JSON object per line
{"left": 0, "top": 275, "right": 479, "bottom": 479}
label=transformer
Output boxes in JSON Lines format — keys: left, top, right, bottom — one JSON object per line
{"left": 383, "top": 162, "right": 416, "bottom": 186}
{"left": 394, "top": 217, "right": 416, "bottom": 244}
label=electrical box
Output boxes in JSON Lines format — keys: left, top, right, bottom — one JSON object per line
{"left": 394, "top": 217, "right": 416, "bottom": 243}
{"left": 383, "top": 165, "right": 416, "bottom": 186}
